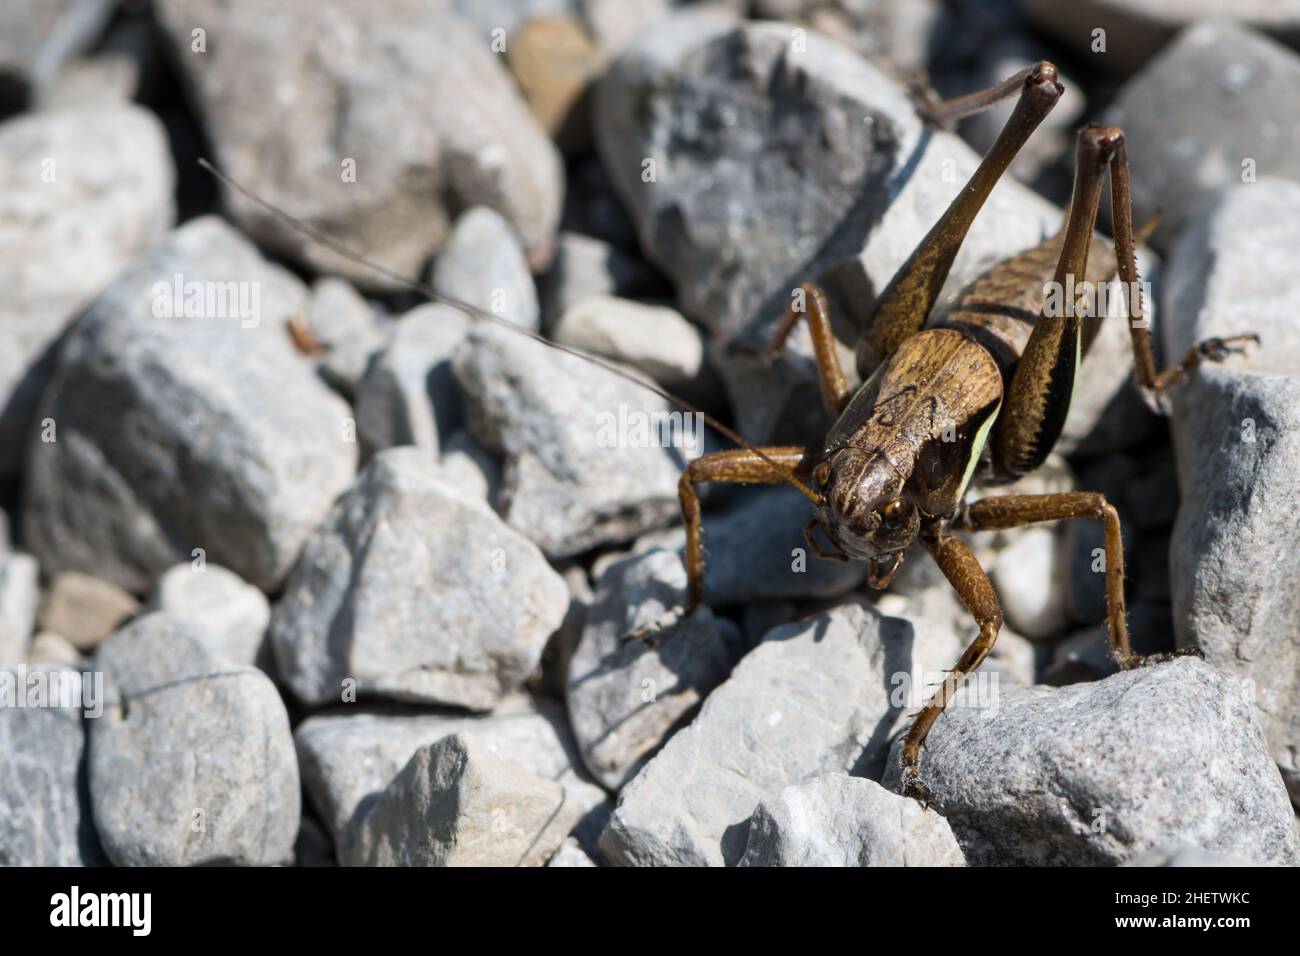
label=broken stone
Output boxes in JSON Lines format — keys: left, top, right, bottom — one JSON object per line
{"left": 22, "top": 217, "right": 357, "bottom": 594}
{"left": 270, "top": 448, "right": 569, "bottom": 710}
{"left": 738, "top": 774, "right": 965, "bottom": 867}
{"left": 90, "top": 613, "right": 299, "bottom": 866}
{"left": 567, "top": 548, "right": 742, "bottom": 790}
{"left": 883, "top": 658, "right": 1300, "bottom": 866}
{"left": 347, "top": 733, "right": 582, "bottom": 866}
{"left": 154, "top": 0, "right": 563, "bottom": 283}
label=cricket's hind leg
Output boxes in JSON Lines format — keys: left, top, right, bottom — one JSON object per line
{"left": 856, "top": 62, "right": 1063, "bottom": 378}
{"left": 898, "top": 528, "right": 1004, "bottom": 803}
{"left": 623, "top": 446, "right": 810, "bottom": 645}
{"left": 993, "top": 124, "right": 1259, "bottom": 480}
{"left": 992, "top": 125, "right": 1112, "bottom": 479}
{"left": 1103, "top": 129, "right": 1257, "bottom": 396}
{"left": 909, "top": 63, "right": 1052, "bottom": 129}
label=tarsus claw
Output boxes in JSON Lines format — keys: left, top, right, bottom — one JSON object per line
{"left": 899, "top": 766, "right": 932, "bottom": 807}
{"left": 1197, "top": 333, "right": 1259, "bottom": 362}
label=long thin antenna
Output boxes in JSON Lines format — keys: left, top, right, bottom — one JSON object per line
{"left": 198, "top": 158, "right": 821, "bottom": 503}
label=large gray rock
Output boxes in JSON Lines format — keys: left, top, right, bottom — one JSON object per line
{"left": 270, "top": 447, "right": 569, "bottom": 709}
{"left": 1108, "top": 20, "right": 1300, "bottom": 250}
{"left": 432, "top": 207, "right": 540, "bottom": 332}
{"left": 567, "top": 548, "right": 743, "bottom": 790}
{"left": 0, "top": 665, "right": 103, "bottom": 865}
{"left": 594, "top": 15, "right": 918, "bottom": 341}
{"left": 882, "top": 658, "right": 1300, "bottom": 866}
{"left": 1162, "top": 178, "right": 1300, "bottom": 801}
{"left": 0, "top": 0, "right": 117, "bottom": 106}
{"left": 145, "top": 563, "right": 271, "bottom": 669}
{"left": 0, "top": 554, "right": 39, "bottom": 667}
{"left": 738, "top": 774, "right": 964, "bottom": 867}
{"left": 154, "top": 0, "right": 563, "bottom": 286}
{"left": 347, "top": 733, "right": 582, "bottom": 866}
{"left": 294, "top": 693, "right": 607, "bottom": 857}
{"left": 455, "top": 324, "right": 695, "bottom": 558}
{"left": 22, "top": 217, "right": 357, "bottom": 594}
{"left": 90, "top": 613, "right": 299, "bottom": 866}
{"left": 354, "top": 304, "right": 471, "bottom": 457}
{"left": 599, "top": 602, "right": 946, "bottom": 866}
{"left": 0, "top": 104, "right": 174, "bottom": 479}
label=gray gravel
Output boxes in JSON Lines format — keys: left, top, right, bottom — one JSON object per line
{"left": 600, "top": 602, "right": 929, "bottom": 866}
{"left": 270, "top": 448, "right": 569, "bottom": 710}
{"left": 90, "top": 613, "right": 299, "bottom": 866}
{"left": 738, "top": 774, "right": 965, "bottom": 867}
{"left": 294, "top": 693, "right": 607, "bottom": 860}
{"left": 22, "top": 217, "right": 357, "bottom": 594}
{"left": 347, "top": 733, "right": 582, "bottom": 866}
{"left": 0, "top": 664, "right": 103, "bottom": 865}
{"left": 153, "top": 0, "right": 563, "bottom": 285}
{"left": 0, "top": 103, "right": 174, "bottom": 479}
{"left": 456, "top": 324, "right": 694, "bottom": 559}
{"left": 3, "top": 1, "right": 1298, "bottom": 871}
{"left": 882, "top": 658, "right": 1300, "bottom": 866}
{"left": 566, "top": 548, "right": 743, "bottom": 790}
{"left": 1163, "top": 177, "right": 1300, "bottom": 801}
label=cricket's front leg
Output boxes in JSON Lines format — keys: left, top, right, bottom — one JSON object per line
{"left": 951, "top": 491, "right": 1205, "bottom": 673}
{"left": 624, "top": 446, "right": 809, "bottom": 645}
{"left": 898, "top": 528, "right": 1004, "bottom": 803}
{"left": 953, "top": 492, "right": 1135, "bottom": 666}
{"left": 1104, "top": 131, "right": 1258, "bottom": 396}
{"left": 761, "top": 282, "right": 852, "bottom": 419}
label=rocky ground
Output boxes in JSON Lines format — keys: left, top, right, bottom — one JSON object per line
{"left": 1, "top": 0, "right": 1298, "bottom": 867}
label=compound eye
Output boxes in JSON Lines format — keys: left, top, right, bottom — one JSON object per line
{"left": 813, "top": 461, "right": 831, "bottom": 487}
{"left": 879, "top": 498, "right": 909, "bottom": 527}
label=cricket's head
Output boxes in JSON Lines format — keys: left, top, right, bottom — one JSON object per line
{"left": 811, "top": 447, "right": 919, "bottom": 561}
